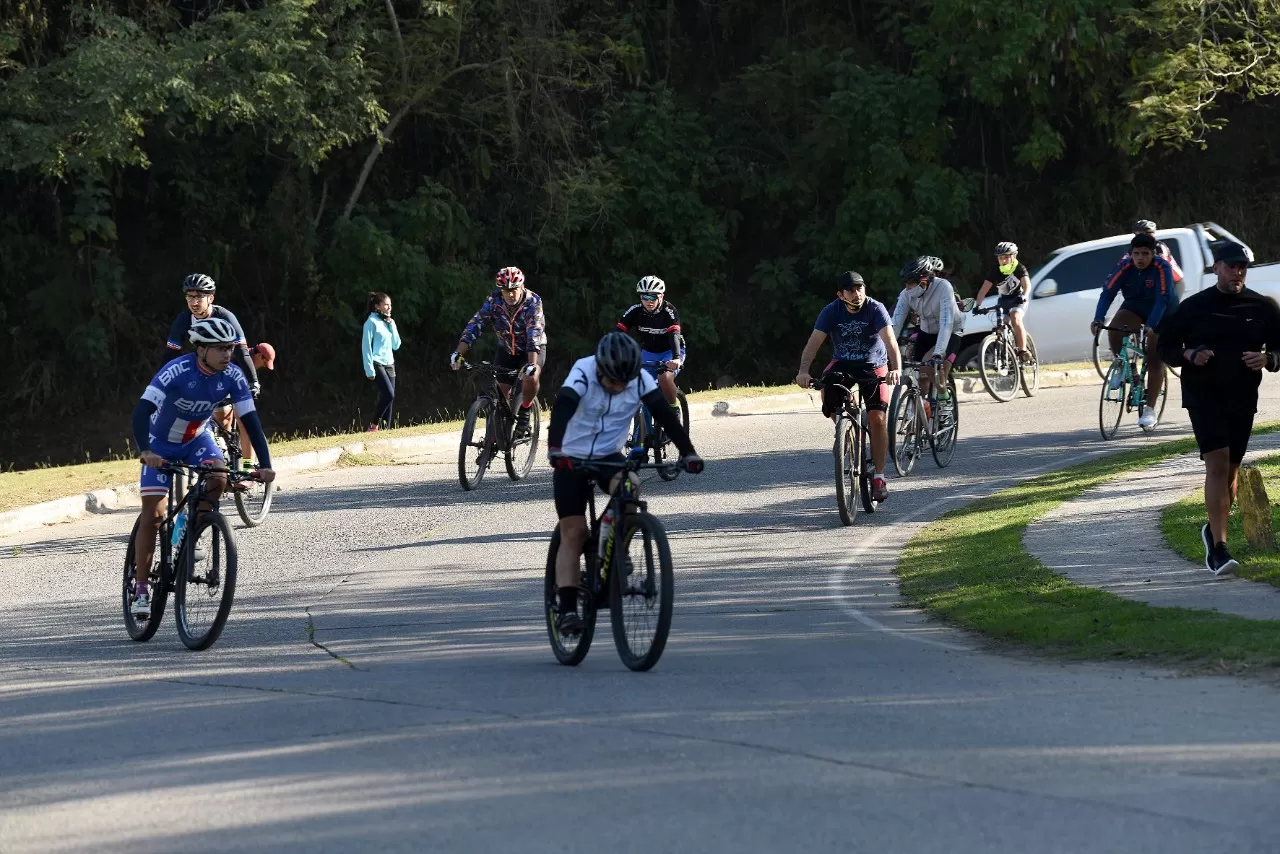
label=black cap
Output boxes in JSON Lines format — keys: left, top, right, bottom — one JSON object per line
{"left": 837, "top": 271, "right": 865, "bottom": 291}
{"left": 1214, "top": 241, "right": 1252, "bottom": 265}
{"left": 1130, "top": 233, "right": 1157, "bottom": 250}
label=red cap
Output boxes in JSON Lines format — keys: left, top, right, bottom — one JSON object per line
{"left": 251, "top": 342, "right": 276, "bottom": 370}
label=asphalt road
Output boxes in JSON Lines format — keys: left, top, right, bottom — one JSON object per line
{"left": 4, "top": 382, "right": 1280, "bottom": 853}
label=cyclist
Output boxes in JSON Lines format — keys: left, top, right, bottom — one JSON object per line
{"left": 450, "top": 266, "right": 546, "bottom": 437}
{"left": 795, "top": 271, "right": 902, "bottom": 503}
{"left": 129, "top": 318, "right": 276, "bottom": 617}
{"left": 616, "top": 275, "right": 685, "bottom": 411}
{"left": 891, "top": 256, "right": 960, "bottom": 402}
{"left": 1091, "top": 232, "right": 1178, "bottom": 429}
{"left": 546, "top": 331, "right": 704, "bottom": 636}
{"left": 1130, "top": 220, "right": 1184, "bottom": 286}
{"left": 973, "top": 242, "right": 1032, "bottom": 361}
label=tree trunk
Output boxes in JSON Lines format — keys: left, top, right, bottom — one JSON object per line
{"left": 1238, "top": 464, "right": 1276, "bottom": 551}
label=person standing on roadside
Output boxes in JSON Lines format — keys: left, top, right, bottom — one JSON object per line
{"left": 362, "top": 292, "right": 401, "bottom": 432}
{"left": 1157, "top": 241, "right": 1280, "bottom": 576}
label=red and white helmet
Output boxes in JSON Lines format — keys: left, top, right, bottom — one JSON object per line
{"left": 495, "top": 266, "right": 525, "bottom": 290}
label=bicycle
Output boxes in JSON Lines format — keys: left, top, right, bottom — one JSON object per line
{"left": 887, "top": 360, "right": 959, "bottom": 476}
{"left": 457, "top": 359, "right": 541, "bottom": 490}
{"left": 626, "top": 362, "right": 691, "bottom": 482}
{"left": 809, "top": 373, "right": 881, "bottom": 525}
{"left": 544, "top": 457, "right": 678, "bottom": 671}
{"left": 209, "top": 408, "right": 274, "bottom": 527}
{"left": 122, "top": 463, "right": 256, "bottom": 650}
{"left": 1097, "top": 324, "right": 1168, "bottom": 439}
{"left": 974, "top": 306, "right": 1039, "bottom": 402}
{"left": 1094, "top": 323, "right": 1179, "bottom": 380}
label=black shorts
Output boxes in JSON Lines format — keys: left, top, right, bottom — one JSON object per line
{"left": 1187, "top": 407, "right": 1255, "bottom": 464}
{"left": 913, "top": 332, "right": 962, "bottom": 364}
{"left": 553, "top": 453, "right": 625, "bottom": 519}
{"left": 820, "top": 361, "right": 890, "bottom": 416}
{"left": 494, "top": 346, "right": 547, "bottom": 374}
{"left": 997, "top": 294, "right": 1027, "bottom": 312}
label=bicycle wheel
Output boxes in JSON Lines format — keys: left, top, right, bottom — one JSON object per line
{"left": 609, "top": 513, "right": 674, "bottom": 672}
{"left": 505, "top": 394, "right": 541, "bottom": 482}
{"left": 978, "top": 335, "right": 1020, "bottom": 402}
{"left": 890, "top": 387, "right": 922, "bottom": 477}
{"left": 1020, "top": 335, "right": 1040, "bottom": 397}
{"left": 458, "top": 397, "right": 494, "bottom": 490}
{"left": 544, "top": 526, "right": 599, "bottom": 666}
{"left": 122, "top": 516, "right": 167, "bottom": 642}
{"left": 1091, "top": 328, "right": 1114, "bottom": 380}
{"left": 932, "top": 377, "right": 960, "bottom": 468}
{"left": 1099, "top": 361, "right": 1127, "bottom": 440}
{"left": 857, "top": 414, "right": 879, "bottom": 513}
{"left": 656, "top": 392, "right": 689, "bottom": 482}
{"left": 834, "top": 415, "right": 858, "bottom": 526}
{"left": 234, "top": 475, "right": 274, "bottom": 527}
{"left": 175, "top": 512, "right": 237, "bottom": 651}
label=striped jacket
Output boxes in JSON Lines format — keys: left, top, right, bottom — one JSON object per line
{"left": 460, "top": 289, "right": 547, "bottom": 355}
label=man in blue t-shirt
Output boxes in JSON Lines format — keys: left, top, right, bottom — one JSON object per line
{"left": 796, "top": 271, "right": 902, "bottom": 502}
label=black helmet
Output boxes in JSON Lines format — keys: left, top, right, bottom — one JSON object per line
{"left": 899, "top": 256, "right": 934, "bottom": 282}
{"left": 183, "top": 273, "right": 216, "bottom": 294}
{"left": 595, "top": 331, "right": 642, "bottom": 384}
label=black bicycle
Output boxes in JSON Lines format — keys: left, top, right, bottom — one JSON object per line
{"left": 544, "top": 458, "right": 681, "bottom": 671}
{"left": 210, "top": 411, "right": 274, "bottom": 527}
{"left": 626, "top": 362, "right": 691, "bottom": 482}
{"left": 810, "top": 373, "right": 881, "bottom": 525}
{"left": 888, "top": 360, "right": 959, "bottom": 475}
{"left": 123, "top": 463, "right": 257, "bottom": 650}
{"left": 458, "top": 360, "right": 541, "bottom": 490}
{"left": 974, "top": 305, "right": 1039, "bottom": 401}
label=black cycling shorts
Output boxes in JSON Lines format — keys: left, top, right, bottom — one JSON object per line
{"left": 912, "top": 332, "right": 962, "bottom": 364}
{"left": 820, "top": 361, "right": 890, "bottom": 416}
{"left": 494, "top": 346, "right": 547, "bottom": 374}
{"left": 553, "top": 453, "right": 625, "bottom": 519}
{"left": 1188, "top": 407, "right": 1255, "bottom": 464}
{"left": 997, "top": 294, "right": 1027, "bottom": 313}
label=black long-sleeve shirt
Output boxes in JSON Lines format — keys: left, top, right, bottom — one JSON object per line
{"left": 1157, "top": 285, "right": 1280, "bottom": 412}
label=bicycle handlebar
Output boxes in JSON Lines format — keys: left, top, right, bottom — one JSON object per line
{"left": 156, "top": 462, "right": 261, "bottom": 482}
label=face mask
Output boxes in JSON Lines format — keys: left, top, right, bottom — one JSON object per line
{"left": 841, "top": 294, "right": 865, "bottom": 310}
{"left": 998, "top": 260, "right": 1017, "bottom": 276}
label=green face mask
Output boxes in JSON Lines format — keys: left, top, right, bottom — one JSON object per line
{"left": 998, "top": 260, "right": 1018, "bottom": 276}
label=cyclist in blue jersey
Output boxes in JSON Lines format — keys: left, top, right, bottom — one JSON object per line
{"left": 129, "top": 317, "right": 276, "bottom": 617}
{"left": 617, "top": 275, "right": 685, "bottom": 410}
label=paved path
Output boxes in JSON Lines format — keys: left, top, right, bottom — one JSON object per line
{"left": 1026, "top": 433, "right": 1280, "bottom": 621}
{"left": 5, "top": 384, "right": 1280, "bottom": 853}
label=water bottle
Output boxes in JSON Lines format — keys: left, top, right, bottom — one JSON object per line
{"left": 923, "top": 398, "right": 933, "bottom": 421}
{"left": 597, "top": 509, "right": 614, "bottom": 561}
{"left": 171, "top": 508, "right": 188, "bottom": 551}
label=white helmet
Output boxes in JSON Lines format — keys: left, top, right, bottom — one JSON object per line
{"left": 994, "top": 241, "right": 1018, "bottom": 256}
{"left": 636, "top": 275, "right": 666, "bottom": 295}
{"left": 189, "top": 317, "right": 239, "bottom": 345}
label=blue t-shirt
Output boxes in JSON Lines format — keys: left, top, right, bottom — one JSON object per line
{"left": 814, "top": 298, "right": 892, "bottom": 366}
{"left": 141, "top": 353, "right": 256, "bottom": 448}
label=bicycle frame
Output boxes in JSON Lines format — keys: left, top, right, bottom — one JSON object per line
{"left": 577, "top": 458, "right": 653, "bottom": 606}
{"left": 463, "top": 361, "right": 522, "bottom": 449}
{"left": 631, "top": 362, "right": 680, "bottom": 447}
{"left": 1101, "top": 324, "right": 1151, "bottom": 405}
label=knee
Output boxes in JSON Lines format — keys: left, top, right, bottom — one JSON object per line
{"left": 868, "top": 409, "right": 887, "bottom": 426}
{"left": 559, "top": 519, "right": 587, "bottom": 547}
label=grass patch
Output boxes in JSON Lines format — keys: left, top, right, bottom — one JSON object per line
{"left": 1162, "top": 452, "right": 1280, "bottom": 589}
{"left": 897, "top": 425, "right": 1280, "bottom": 670}
{"left": 0, "top": 459, "right": 140, "bottom": 515}
{"left": 336, "top": 450, "right": 400, "bottom": 467}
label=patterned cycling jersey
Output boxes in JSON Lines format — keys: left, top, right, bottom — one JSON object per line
{"left": 617, "top": 302, "right": 681, "bottom": 354}
{"left": 141, "top": 354, "right": 256, "bottom": 447}
{"left": 459, "top": 289, "right": 547, "bottom": 355}
{"left": 166, "top": 305, "right": 248, "bottom": 351}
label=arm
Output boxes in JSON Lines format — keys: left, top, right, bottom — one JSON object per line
{"left": 234, "top": 344, "right": 259, "bottom": 387}
{"left": 1094, "top": 261, "right": 1130, "bottom": 324}
{"left": 546, "top": 387, "right": 583, "bottom": 449}
{"left": 237, "top": 410, "right": 273, "bottom": 468}
{"left": 878, "top": 325, "right": 902, "bottom": 384}
{"left": 132, "top": 400, "right": 158, "bottom": 453}
{"left": 362, "top": 318, "right": 376, "bottom": 377}
{"left": 889, "top": 290, "right": 910, "bottom": 338}
{"left": 524, "top": 298, "right": 547, "bottom": 353}
{"left": 645, "top": 389, "right": 695, "bottom": 456}
{"left": 1146, "top": 260, "right": 1175, "bottom": 329}
{"left": 934, "top": 285, "right": 954, "bottom": 346}
{"left": 974, "top": 280, "right": 994, "bottom": 304}
{"left": 390, "top": 318, "right": 401, "bottom": 351}
{"left": 458, "top": 298, "right": 492, "bottom": 350}
{"left": 796, "top": 329, "right": 827, "bottom": 386}
{"left": 165, "top": 311, "right": 188, "bottom": 352}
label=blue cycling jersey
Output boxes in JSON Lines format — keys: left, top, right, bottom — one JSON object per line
{"left": 140, "top": 353, "right": 256, "bottom": 447}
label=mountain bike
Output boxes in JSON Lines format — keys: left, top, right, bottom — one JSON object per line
{"left": 974, "top": 306, "right": 1039, "bottom": 402}
{"left": 809, "top": 373, "right": 881, "bottom": 525}
{"left": 1098, "top": 324, "right": 1168, "bottom": 439}
{"left": 626, "top": 362, "right": 690, "bottom": 482}
{"left": 544, "top": 457, "right": 682, "bottom": 671}
{"left": 888, "top": 360, "right": 959, "bottom": 475}
{"left": 210, "top": 409, "right": 274, "bottom": 527}
{"left": 122, "top": 463, "right": 257, "bottom": 650}
{"left": 458, "top": 359, "right": 541, "bottom": 490}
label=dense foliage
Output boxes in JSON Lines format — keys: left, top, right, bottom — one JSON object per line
{"left": 4, "top": 0, "right": 1280, "bottom": 463}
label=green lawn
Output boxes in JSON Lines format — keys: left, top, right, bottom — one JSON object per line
{"left": 897, "top": 427, "right": 1280, "bottom": 671}
{"left": 1161, "top": 451, "right": 1280, "bottom": 589}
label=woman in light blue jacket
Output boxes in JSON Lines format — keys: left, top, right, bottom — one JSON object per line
{"left": 362, "top": 291, "right": 402, "bottom": 431}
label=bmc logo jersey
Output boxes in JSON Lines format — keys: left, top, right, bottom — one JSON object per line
{"left": 617, "top": 302, "right": 681, "bottom": 354}
{"left": 141, "top": 354, "right": 256, "bottom": 446}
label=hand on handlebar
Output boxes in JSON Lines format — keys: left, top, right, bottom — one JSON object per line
{"left": 140, "top": 451, "right": 166, "bottom": 469}
{"left": 450, "top": 351, "right": 464, "bottom": 371}
{"left": 520, "top": 363, "right": 539, "bottom": 379}
{"left": 548, "top": 448, "right": 574, "bottom": 470}
{"left": 1090, "top": 320, "right": 1102, "bottom": 336}
{"left": 887, "top": 369, "right": 901, "bottom": 387}
{"left": 796, "top": 371, "right": 812, "bottom": 389}
{"left": 251, "top": 467, "right": 277, "bottom": 484}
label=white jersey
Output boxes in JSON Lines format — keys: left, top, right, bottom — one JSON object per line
{"left": 891, "top": 277, "right": 959, "bottom": 342}
{"left": 558, "top": 356, "right": 658, "bottom": 459}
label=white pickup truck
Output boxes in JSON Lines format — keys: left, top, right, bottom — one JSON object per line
{"left": 957, "top": 222, "right": 1280, "bottom": 366}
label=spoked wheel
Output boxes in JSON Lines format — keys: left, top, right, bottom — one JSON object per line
{"left": 978, "top": 335, "right": 1021, "bottom": 402}
{"left": 544, "top": 526, "right": 599, "bottom": 666}
{"left": 857, "top": 413, "right": 879, "bottom": 513}
{"left": 1020, "top": 335, "right": 1040, "bottom": 397}
{"left": 505, "top": 391, "right": 541, "bottom": 482}
{"left": 609, "top": 513, "right": 674, "bottom": 672}
{"left": 834, "top": 415, "right": 859, "bottom": 526}
{"left": 1099, "top": 361, "right": 1128, "bottom": 440}
{"left": 458, "top": 397, "right": 495, "bottom": 490}
{"left": 654, "top": 391, "right": 690, "bottom": 482}
{"left": 932, "top": 376, "right": 960, "bottom": 467}
{"left": 122, "top": 517, "right": 167, "bottom": 642}
{"left": 889, "top": 386, "right": 922, "bottom": 477}
{"left": 1141, "top": 367, "right": 1170, "bottom": 434}
{"left": 233, "top": 477, "right": 274, "bottom": 527}
{"left": 1091, "top": 328, "right": 1114, "bottom": 380}
{"left": 175, "top": 512, "right": 238, "bottom": 651}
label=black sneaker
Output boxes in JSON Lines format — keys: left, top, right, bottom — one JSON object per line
{"left": 1210, "top": 543, "right": 1240, "bottom": 577}
{"left": 1200, "top": 523, "right": 1214, "bottom": 572}
{"left": 557, "top": 610, "right": 584, "bottom": 637}
{"left": 514, "top": 409, "right": 531, "bottom": 439}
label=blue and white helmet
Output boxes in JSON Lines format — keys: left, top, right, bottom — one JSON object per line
{"left": 636, "top": 275, "right": 666, "bottom": 295}
{"left": 189, "top": 317, "right": 238, "bottom": 346}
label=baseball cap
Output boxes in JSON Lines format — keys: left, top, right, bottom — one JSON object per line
{"left": 837, "top": 271, "right": 866, "bottom": 291}
{"left": 251, "top": 342, "right": 276, "bottom": 370}
{"left": 1213, "top": 241, "right": 1252, "bottom": 265}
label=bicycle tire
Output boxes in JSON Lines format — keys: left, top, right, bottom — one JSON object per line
{"left": 1091, "top": 328, "right": 1113, "bottom": 380}
{"left": 123, "top": 516, "right": 167, "bottom": 642}
{"left": 1099, "top": 361, "right": 1127, "bottom": 440}
{"left": 932, "top": 376, "right": 960, "bottom": 468}
{"left": 234, "top": 477, "right": 274, "bottom": 527}
{"left": 544, "top": 526, "right": 599, "bottom": 666}
{"left": 458, "top": 397, "right": 494, "bottom": 490}
{"left": 1020, "top": 335, "right": 1040, "bottom": 397}
{"left": 834, "top": 415, "right": 858, "bottom": 526}
{"left": 505, "top": 394, "right": 541, "bottom": 482}
{"left": 656, "top": 392, "right": 690, "bottom": 482}
{"left": 978, "top": 334, "right": 1021, "bottom": 402}
{"left": 175, "top": 511, "right": 238, "bottom": 650}
{"left": 890, "top": 386, "right": 921, "bottom": 477}
{"left": 858, "top": 413, "right": 879, "bottom": 513}
{"left": 609, "top": 513, "right": 674, "bottom": 672}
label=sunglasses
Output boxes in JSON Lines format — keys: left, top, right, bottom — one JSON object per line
{"left": 639, "top": 294, "right": 659, "bottom": 301}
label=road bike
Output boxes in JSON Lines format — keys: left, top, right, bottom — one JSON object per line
{"left": 809, "top": 373, "right": 881, "bottom": 525}
{"left": 1098, "top": 324, "right": 1168, "bottom": 439}
{"left": 974, "top": 306, "right": 1039, "bottom": 402}
{"left": 208, "top": 409, "right": 274, "bottom": 527}
{"left": 626, "top": 362, "right": 690, "bottom": 482}
{"left": 1093, "top": 323, "right": 1179, "bottom": 380}
{"left": 544, "top": 457, "right": 678, "bottom": 671}
{"left": 457, "top": 359, "right": 541, "bottom": 490}
{"left": 123, "top": 463, "right": 257, "bottom": 650}
{"left": 888, "top": 360, "right": 959, "bottom": 476}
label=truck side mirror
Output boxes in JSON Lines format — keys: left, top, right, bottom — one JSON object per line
{"left": 1034, "top": 278, "right": 1058, "bottom": 298}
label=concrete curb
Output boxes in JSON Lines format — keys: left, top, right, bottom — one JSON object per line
{"left": 0, "top": 371, "right": 1099, "bottom": 537}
